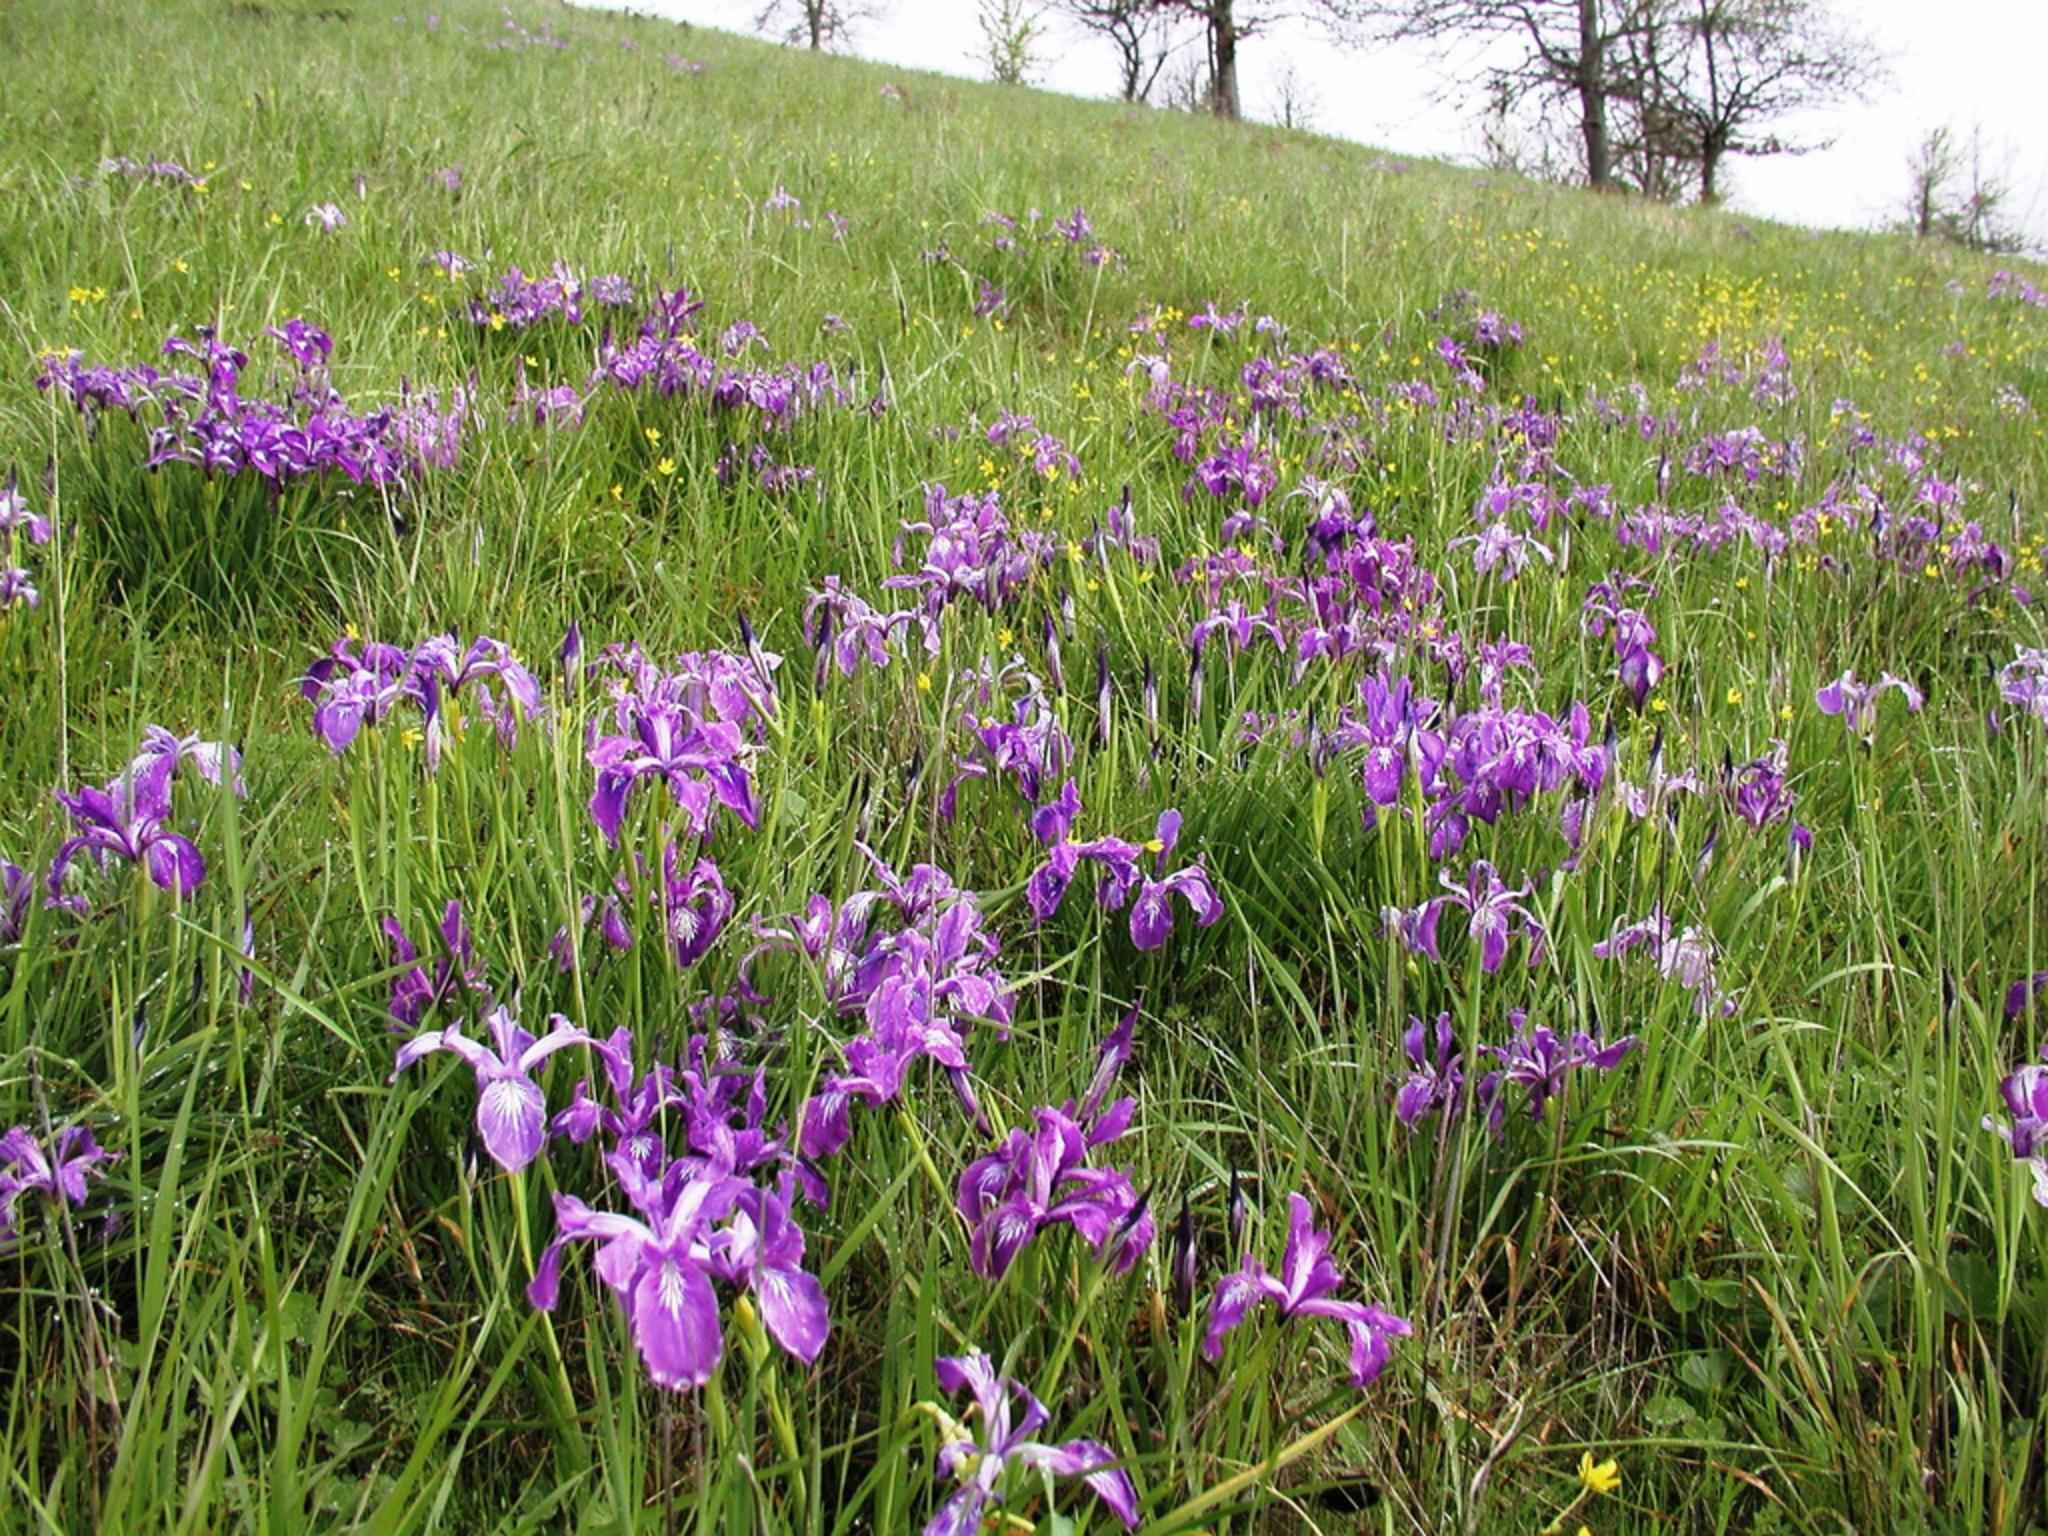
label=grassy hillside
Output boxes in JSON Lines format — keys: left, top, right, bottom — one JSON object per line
{"left": 2, "top": 0, "right": 2048, "bottom": 1531}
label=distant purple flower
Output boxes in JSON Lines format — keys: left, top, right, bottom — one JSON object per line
{"left": 1815, "top": 670, "right": 1922, "bottom": 736}
{"left": 304, "top": 202, "right": 348, "bottom": 232}
{"left": 0, "top": 469, "right": 50, "bottom": 545}
{"left": 2008, "top": 972, "right": 2048, "bottom": 1021}
{"left": 2000, "top": 648, "right": 2048, "bottom": 727}
{"left": 390, "top": 1003, "right": 601, "bottom": 1173}
{"left": 1, "top": 568, "right": 40, "bottom": 609}
{"left": 1593, "top": 909, "right": 1733, "bottom": 1016}
{"left": 0, "top": 1124, "right": 119, "bottom": 1245}
{"left": 922, "top": 1350, "right": 1140, "bottom": 1536}
{"left": 1727, "top": 741, "right": 1795, "bottom": 828}
{"left": 1202, "top": 1192, "right": 1410, "bottom": 1389}
{"left": 1, "top": 860, "right": 30, "bottom": 944}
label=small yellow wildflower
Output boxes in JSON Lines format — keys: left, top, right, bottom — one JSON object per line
{"left": 1577, "top": 1452, "right": 1620, "bottom": 1497}
{"left": 173, "top": 259, "right": 190, "bottom": 275}
{"left": 915, "top": 672, "right": 933, "bottom": 693}
{"left": 655, "top": 458, "right": 677, "bottom": 477}
{"left": 1726, "top": 688, "right": 1743, "bottom": 706}
{"left": 645, "top": 426, "right": 662, "bottom": 444}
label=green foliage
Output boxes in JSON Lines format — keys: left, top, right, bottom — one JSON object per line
{"left": 1, "top": 0, "right": 2047, "bottom": 1532}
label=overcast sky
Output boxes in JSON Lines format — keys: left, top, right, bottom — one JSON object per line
{"left": 573, "top": 0, "right": 2048, "bottom": 248}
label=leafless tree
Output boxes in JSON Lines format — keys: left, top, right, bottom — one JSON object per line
{"left": 751, "top": 0, "right": 882, "bottom": 51}
{"left": 1147, "top": 2, "right": 1372, "bottom": 121}
{"left": 1628, "top": 0, "right": 1885, "bottom": 204}
{"left": 1268, "top": 59, "right": 1320, "bottom": 130}
{"left": 1372, "top": 1, "right": 1655, "bottom": 189}
{"left": 1050, "top": 0, "right": 1192, "bottom": 102}
{"left": 1900, "top": 125, "right": 2030, "bottom": 255}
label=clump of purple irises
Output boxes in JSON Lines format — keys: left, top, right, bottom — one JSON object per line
{"left": 1393, "top": 1009, "right": 1636, "bottom": 1138}
{"left": 302, "top": 632, "right": 542, "bottom": 770}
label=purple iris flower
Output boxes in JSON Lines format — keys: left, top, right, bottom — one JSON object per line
{"left": 1393, "top": 1012, "right": 1463, "bottom": 1127}
{"left": 381, "top": 899, "right": 489, "bottom": 1026}
{"left": 1202, "top": 1193, "right": 1411, "bottom": 1389}
{"left": 1381, "top": 860, "right": 1546, "bottom": 974}
{"left": 923, "top": 1350, "right": 1140, "bottom": 1536}
{"left": 1593, "top": 909, "right": 1733, "bottom": 1016}
{"left": 390, "top": 1003, "right": 602, "bottom": 1173}
{"left": 0, "top": 1123, "right": 119, "bottom": 1244}
{"left": 2, "top": 860, "right": 32, "bottom": 944}
{"left": 1727, "top": 741, "right": 1795, "bottom": 828}
{"left": 2008, "top": 973, "right": 2048, "bottom": 1020}
{"left": 955, "top": 1030, "right": 1152, "bottom": 1280}
{"left": 49, "top": 754, "right": 205, "bottom": 905}
{"left": 1999, "top": 647, "right": 2048, "bottom": 727}
{"left": 1027, "top": 805, "right": 1222, "bottom": 951}
{"left": 1476, "top": 1012, "right": 1636, "bottom": 1138}
{"left": 528, "top": 1160, "right": 749, "bottom": 1391}
{"left": 702, "top": 1170, "right": 831, "bottom": 1363}
{"left": 1815, "top": 669, "right": 1923, "bottom": 736}
{"left": 587, "top": 701, "right": 756, "bottom": 847}
{"left": 0, "top": 469, "right": 50, "bottom": 545}
{"left": 1985, "top": 1052, "right": 2048, "bottom": 1205}
{"left": 1127, "top": 811, "right": 1224, "bottom": 952}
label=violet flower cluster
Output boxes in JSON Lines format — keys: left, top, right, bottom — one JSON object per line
{"left": 585, "top": 645, "right": 775, "bottom": 846}
{"left": 39, "top": 323, "right": 468, "bottom": 487}
{"left": 0, "top": 469, "right": 49, "bottom": 611}
{"left": 1394, "top": 1009, "right": 1636, "bottom": 1138}
{"left": 740, "top": 852, "right": 1012, "bottom": 1160}
{"left": 1025, "top": 795, "right": 1223, "bottom": 953}
{"left": 302, "top": 632, "right": 542, "bottom": 769}
{"left": 955, "top": 1012, "right": 1152, "bottom": 1279}
{"left": 527, "top": 1039, "right": 829, "bottom": 1387}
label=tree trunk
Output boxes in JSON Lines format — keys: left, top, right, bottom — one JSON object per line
{"left": 1578, "top": 0, "right": 1610, "bottom": 187}
{"left": 806, "top": 0, "right": 824, "bottom": 48}
{"left": 1699, "top": 150, "right": 1719, "bottom": 203}
{"left": 1209, "top": 2, "right": 1240, "bottom": 119}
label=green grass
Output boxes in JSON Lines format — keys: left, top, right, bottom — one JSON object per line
{"left": 2, "top": 0, "right": 2048, "bottom": 1531}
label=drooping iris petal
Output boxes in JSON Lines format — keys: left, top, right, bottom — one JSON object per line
{"left": 631, "top": 1256, "right": 724, "bottom": 1390}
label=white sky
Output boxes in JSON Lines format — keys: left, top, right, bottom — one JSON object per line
{"left": 574, "top": 0, "right": 2048, "bottom": 248}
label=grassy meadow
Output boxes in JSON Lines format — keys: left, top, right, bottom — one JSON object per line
{"left": 3, "top": 0, "right": 2048, "bottom": 1531}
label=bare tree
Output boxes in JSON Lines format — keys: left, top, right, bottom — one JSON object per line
{"left": 1630, "top": 0, "right": 1884, "bottom": 204}
{"left": 1900, "top": 125, "right": 2030, "bottom": 255}
{"left": 1374, "top": 1, "right": 1656, "bottom": 189}
{"left": 752, "top": 0, "right": 882, "bottom": 51}
{"left": 1050, "top": 0, "right": 1191, "bottom": 102}
{"left": 1149, "top": 2, "right": 1371, "bottom": 121}
{"left": 1268, "top": 59, "right": 1321, "bottom": 129}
